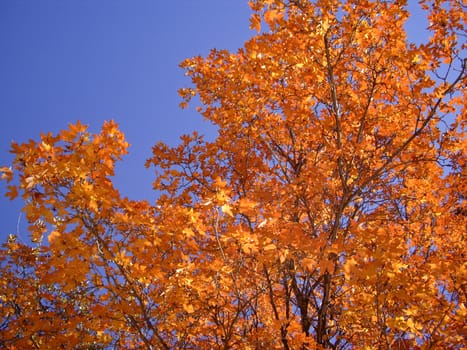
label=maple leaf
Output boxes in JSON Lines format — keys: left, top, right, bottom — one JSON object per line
{"left": 5, "top": 185, "right": 18, "bottom": 200}
{"left": 249, "top": 13, "right": 261, "bottom": 32}
{"left": 263, "top": 9, "right": 282, "bottom": 27}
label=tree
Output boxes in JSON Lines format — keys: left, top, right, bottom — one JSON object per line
{"left": 1, "top": 0, "right": 465, "bottom": 348}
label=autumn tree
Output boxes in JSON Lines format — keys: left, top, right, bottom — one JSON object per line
{"left": 1, "top": 0, "right": 466, "bottom": 349}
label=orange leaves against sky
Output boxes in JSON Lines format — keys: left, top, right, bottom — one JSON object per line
{"left": 1, "top": 0, "right": 466, "bottom": 349}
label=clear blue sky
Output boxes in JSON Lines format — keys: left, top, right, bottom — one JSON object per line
{"left": 0, "top": 1, "right": 252, "bottom": 240}
{"left": 0, "top": 1, "right": 427, "bottom": 242}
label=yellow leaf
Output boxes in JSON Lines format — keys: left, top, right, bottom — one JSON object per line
{"left": 183, "top": 228, "right": 195, "bottom": 238}
{"left": 221, "top": 204, "right": 234, "bottom": 217}
{"left": 41, "top": 141, "right": 52, "bottom": 152}
{"left": 411, "top": 54, "right": 421, "bottom": 64}
{"left": 406, "top": 318, "right": 416, "bottom": 331}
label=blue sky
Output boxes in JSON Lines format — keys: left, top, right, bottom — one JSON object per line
{"left": 0, "top": 1, "right": 252, "bottom": 240}
{"left": 0, "top": 1, "right": 428, "bottom": 242}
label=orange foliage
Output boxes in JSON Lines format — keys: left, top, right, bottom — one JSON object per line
{"left": 1, "top": 1, "right": 466, "bottom": 348}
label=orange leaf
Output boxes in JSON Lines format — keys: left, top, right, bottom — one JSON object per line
{"left": 48, "top": 230, "right": 61, "bottom": 245}
{"left": 250, "top": 13, "right": 261, "bottom": 32}
{"left": 5, "top": 185, "right": 18, "bottom": 200}
{"left": 264, "top": 9, "right": 282, "bottom": 26}
{"left": 263, "top": 243, "right": 276, "bottom": 251}
{"left": 302, "top": 257, "right": 315, "bottom": 272}
{"left": 183, "top": 303, "right": 195, "bottom": 314}
{"left": 0, "top": 166, "right": 13, "bottom": 182}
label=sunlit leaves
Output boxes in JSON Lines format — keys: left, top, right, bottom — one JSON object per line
{"left": 171, "top": 0, "right": 465, "bottom": 347}
{"left": 1, "top": 0, "right": 466, "bottom": 348}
